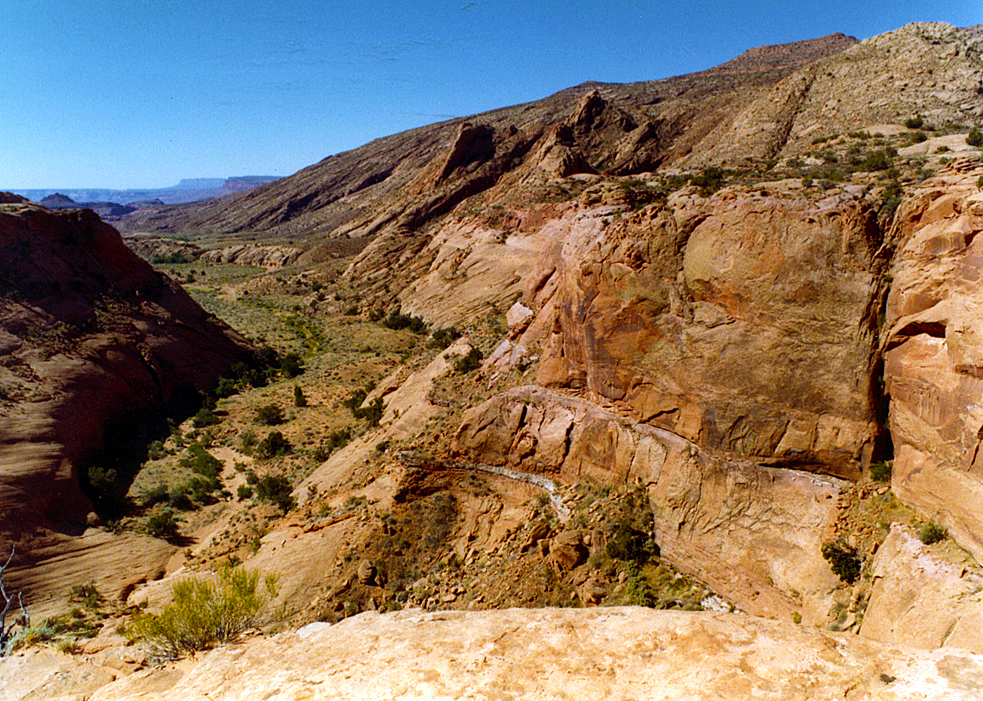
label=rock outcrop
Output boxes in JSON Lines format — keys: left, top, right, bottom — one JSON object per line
{"left": 198, "top": 244, "right": 303, "bottom": 269}
{"left": 861, "top": 524, "right": 983, "bottom": 652}
{"left": 0, "top": 198, "right": 251, "bottom": 604}
{"left": 524, "top": 185, "right": 889, "bottom": 477}
{"left": 454, "top": 386, "right": 842, "bottom": 621}
{"left": 882, "top": 161, "right": 983, "bottom": 562}
{"left": 6, "top": 608, "right": 983, "bottom": 700}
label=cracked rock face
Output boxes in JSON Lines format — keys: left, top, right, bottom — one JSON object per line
{"left": 454, "top": 386, "right": 842, "bottom": 621}
{"left": 883, "top": 163, "right": 983, "bottom": 562}
{"left": 535, "top": 187, "right": 889, "bottom": 478}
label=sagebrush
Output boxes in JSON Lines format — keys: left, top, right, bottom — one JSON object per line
{"left": 128, "top": 565, "right": 277, "bottom": 659}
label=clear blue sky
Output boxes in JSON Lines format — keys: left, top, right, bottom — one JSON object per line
{"left": 2, "top": 1, "right": 980, "bottom": 189}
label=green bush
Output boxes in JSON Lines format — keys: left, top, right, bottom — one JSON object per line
{"left": 255, "top": 431, "right": 291, "bottom": 459}
{"left": 236, "top": 485, "right": 253, "bottom": 500}
{"left": 293, "top": 385, "right": 307, "bottom": 408}
{"left": 280, "top": 352, "right": 304, "bottom": 378}
{"left": 870, "top": 461, "right": 892, "bottom": 483}
{"left": 255, "top": 404, "right": 284, "bottom": 426}
{"left": 213, "top": 378, "right": 237, "bottom": 399}
{"left": 821, "top": 542, "right": 861, "bottom": 584}
{"left": 605, "top": 522, "right": 656, "bottom": 564}
{"left": 904, "top": 115, "right": 924, "bottom": 129}
{"left": 146, "top": 509, "right": 179, "bottom": 539}
{"left": 429, "top": 327, "right": 462, "bottom": 349}
{"left": 382, "top": 312, "right": 428, "bottom": 334}
{"left": 192, "top": 407, "right": 219, "bottom": 428}
{"left": 128, "top": 565, "right": 277, "bottom": 659}
{"left": 454, "top": 347, "right": 484, "bottom": 374}
{"left": 917, "top": 522, "right": 946, "bottom": 545}
{"left": 254, "top": 475, "right": 294, "bottom": 513}
{"left": 967, "top": 128, "right": 983, "bottom": 147}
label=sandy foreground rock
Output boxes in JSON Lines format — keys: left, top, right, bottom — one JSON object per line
{"left": 4, "top": 608, "right": 983, "bottom": 700}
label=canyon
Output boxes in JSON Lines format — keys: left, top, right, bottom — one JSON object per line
{"left": 2, "top": 20, "right": 983, "bottom": 700}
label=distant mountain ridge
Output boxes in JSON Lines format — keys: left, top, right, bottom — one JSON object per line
{"left": 11, "top": 175, "right": 280, "bottom": 207}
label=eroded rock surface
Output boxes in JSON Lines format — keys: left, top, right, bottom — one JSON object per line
{"left": 861, "top": 524, "right": 983, "bottom": 653}
{"left": 0, "top": 199, "right": 251, "bottom": 604}
{"left": 534, "top": 187, "right": 888, "bottom": 477}
{"left": 6, "top": 608, "right": 983, "bottom": 700}
{"left": 454, "top": 386, "right": 842, "bottom": 621}
{"left": 883, "top": 161, "right": 983, "bottom": 561}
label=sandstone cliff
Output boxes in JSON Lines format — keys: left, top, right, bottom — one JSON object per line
{"left": 0, "top": 197, "right": 251, "bottom": 604}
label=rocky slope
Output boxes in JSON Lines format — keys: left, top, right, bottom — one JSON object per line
{"left": 117, "top": 33, "right": 859, "bottom": 241}
{"left": 0, "top": 195, "right": 251, "bottom": 605}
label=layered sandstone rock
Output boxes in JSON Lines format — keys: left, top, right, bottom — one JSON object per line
{"left": 6, "top": 608, "right": 983, "bottom": 700}
{"left": 0, "top": 200, "right": 251, "bottom": 604}
{"left": 883, "top": 161, "right": 983, "bottom": 561}
{"left": 535, "top": 186, "right": 889, "bottom": 477}
{"left": 861, "top": 524, "right": 983, "bottom": 653}
{"left": 454, "top": 386, "right": 842, "bottom": 621}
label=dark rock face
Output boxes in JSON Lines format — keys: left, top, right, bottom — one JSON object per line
{"left": 0, "top": 198, "right": 250, "bottom": 599}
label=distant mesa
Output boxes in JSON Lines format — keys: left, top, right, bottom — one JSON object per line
{"left": 11, "top": 175, "right": 280, "bottom": 208}
{"left": 39, "top": 192, "right": 137, "bottom": 219}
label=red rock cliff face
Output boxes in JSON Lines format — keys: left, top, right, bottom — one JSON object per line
{"left": 882, "top": 161, "right": 983, "bottom": 561}
{"left": 536, "top": 187, "right": 889, "bottom": 478}
{"left": 0, "top": 199, "right": 250, "bottom": 600}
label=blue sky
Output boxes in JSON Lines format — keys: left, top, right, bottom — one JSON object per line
{"left": 2, "top": 1, "right": 980, "bottom": 189}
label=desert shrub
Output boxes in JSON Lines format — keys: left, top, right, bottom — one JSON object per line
{"left": 280, "top": 352, "right": 304, "bottom": 378}
{"left": 128, "top": 565, "right": 277, "bottom": 659}
{"left": 67, "top": 583, "right": 102, "bottom": 610}
{"left": 255, "top": 404, "right": 284, "bottom": 426}
{"left": 151, "top": 251, "right": 197, "bottom": 265}
{"left": 689, "top": 166, "right": 726, "bottom": 195}
{"left": 354, "top": 397, "right": 384, "bottom": 426}
{"left": 86, "top": 466, "right": 117, "bottom": 492}
{"left": 382, "top": 311, "right": 428, "bottom": 334}
{"left": 140, "top": 483, "right": 170, "bottom": 507}
{"left": 192, "top": 407, "right": 219, "bottom": 428}
{"left": 181, "top": 443, "right": 221, "bottom": 479}
{"left": 860, "top": 149, "right": 895, "bottom": 172}
{"left": 878, "top": 180, "right": 903, "bottom": 223}
{"left": 255, "top": 431, "right": 291, "bottom": 459}
{"left": 977, "top": 175, "right": 983, "bottom": 189}
{"left": 869, "top": 461, "right": 892, "bottom": 483}
{"left": 240, "top": 429, "right": 257, "bottom": 454}
{"left": 967, "top": 128, "right": 983, "bottom": 147}
{"left": 236, "top": 485, "right": 253, "bottom": 500}
{"left": 917, "top": 522, "right": 946, "bottom": 545}
{"left": 146, "top": 509, "right": 179, "bottom": 539}
{"left": 429, "top": 327, "right": 462, "bottom": 349}
{"left": 821, "top": 542, "right": 861, "bottom": 584}
{"left": 904, "top": 115, "right": 924, "bottom": 129}
{"left": 147, "top": 440, "right": 167, "bottom": 460}
{"left": 254, "top": 475, "right": 294, "bottom": 513}
{"left": 454, "top": 347, "right": 484, "bottom": 374}
{"left": 293, "top": 385, "right": 307, "bottom": 408}
{"left": 213, "top": 378, "right": 237, "bottom": 399}
{"left": 314, "top": 429, "right": 351, "bottom": 461}
{"left": 342, "top": 388, "right": 367, "bottom": 412}
{"left": 606, "top": 521, "right": 657, "bottom": 565}
{"left": 168, "top": 484, "right": 193, "bottom": 510}
{"left": 621, "top": 561, "right": 656, "bottom": 607}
